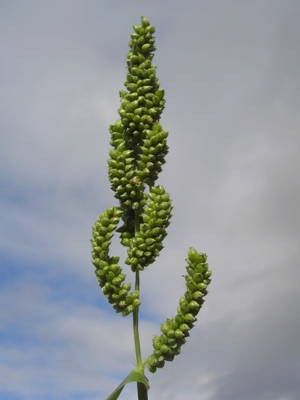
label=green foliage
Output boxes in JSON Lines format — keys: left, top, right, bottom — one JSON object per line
{"left": 90, "top": 16, "right": 212, "bottom": 399}
{"left": 106, "top": 369, "right": 149, "bottom": 400}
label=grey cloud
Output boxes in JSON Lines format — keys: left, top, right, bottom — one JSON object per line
{"left": 1, "top": 1, "right": 300, "bottom": 400}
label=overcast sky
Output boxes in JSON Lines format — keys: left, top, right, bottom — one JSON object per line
{"left": 1, "top": 1, "right": 300, "bottom": 400}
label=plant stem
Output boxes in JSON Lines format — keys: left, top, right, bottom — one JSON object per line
{"left": 133, "top": 270, "right": 142, "bottom": 368}
{"left": 134, "top": 269, "right": 149, "bottom": 400}
{"left": 133, "top": 206, "right": 148, "bottom": 399}
{"left": 137, "top": 380, "right": 148, "bottom": 400}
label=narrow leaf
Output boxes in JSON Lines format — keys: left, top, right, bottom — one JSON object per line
{"left": 106, "top": 369, "right": 149, "bottom": 400}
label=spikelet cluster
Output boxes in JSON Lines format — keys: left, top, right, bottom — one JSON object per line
{"left": 108, "top": 16, "right": 169, "bottom": 212}
{"left": 145, "top": 247, "right": 212, "bottom": 373}
{"left": 91, "top": 16, "right": 172, "bottom": 317}
{"left": 125, "top": 185, "right": 172, "bottom": 271}
{"left": 106, "top": 16, "right": 171, "bottom": 261}
{"left": 107, "top": 131, "right": 144, "bottom": 211}
{"left": 91, "top": 207, "right": 140, "bottom": 316}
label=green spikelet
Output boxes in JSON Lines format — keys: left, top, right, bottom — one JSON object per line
{"left": 107, "top": 16, "right": 168, "bottom": 211}
{"left": 91, "top": 207, "right": 140, "bottom": 316}
{"left": 145, "top": 248, "right": 212, "bottom": 373}
{"left": 126, "top": 185, "right": 172, "bottom": 271}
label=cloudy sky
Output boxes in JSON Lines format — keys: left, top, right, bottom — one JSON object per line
{"left": 1, "top": 1, "right": 300, "bottom": 399}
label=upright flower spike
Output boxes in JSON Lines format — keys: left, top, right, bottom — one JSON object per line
{"left": 107, "top": 16, "right": 170, "bottom": 254}
{"left": 108, "top": 16, "right": 168, "bottom": 196}
{"left": 90, "top": 16, "right": 212, "bottom": 399}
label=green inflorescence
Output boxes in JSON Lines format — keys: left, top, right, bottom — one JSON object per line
{"left": 90, "top": 15, "right": 212, "bottom": 397}
{"left": 91, "top": 207, "right": 141, "bottom": 316}
{"left": 145, "top": 247, "right": 212, "bottom": 373}
{"left": 125, "top": 185, "right": 172, "bottom": 271}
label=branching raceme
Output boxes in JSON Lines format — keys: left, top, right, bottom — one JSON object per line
{"left": 90, "top": 16, "right": 212, "bottom": 400}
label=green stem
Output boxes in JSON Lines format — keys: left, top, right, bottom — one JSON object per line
{"left": 133, "top": 270, "right": 142, "bottom": 368}
{"left": 134, "top": 270, "right": 148, "bottom": 400}
{"left": 133, "top": 206, "right": 148, "bottom": 400}
{"left": 137, "top": 380, "right": 148, "bottom": 400}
